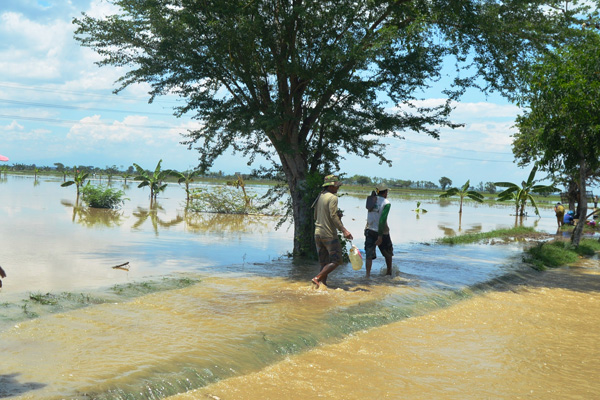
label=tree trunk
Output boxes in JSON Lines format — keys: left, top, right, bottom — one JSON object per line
{"left": 279, "top": 152, "right": 316, "bottom": 258}
{"left": 567, "top": 180, "right": 578, "bottom": 212}
{"left": 289, "top": 179, "right": 316, "bottom": 257}
{"left": 571, "top": 159, "right": 587, "bottom": 247}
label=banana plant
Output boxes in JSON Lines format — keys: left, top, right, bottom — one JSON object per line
{"left": 61, "top": 166, "right": 90, "bottom": 196}
{"left": 439, "top": 180, "right": 484, "bottom": 214}
{"left": 171, "top": 169, "right": 203, "bottom": 201}
{"left": 413, "top": 201, "right": 428, "bottom": 213}
{"left": 495, "top": 165, "right": 556, "bottom": 217}
{"left": 121, "top": 173, "right": 132, "bottom": 185}
{"left": 133, "top": 159, "right": 171, "bottom": 201}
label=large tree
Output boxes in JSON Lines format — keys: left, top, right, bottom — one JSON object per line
{"left": 74, "top": 0, "right": 584, "bottom": 256}
{"left": 513, "top": 29, "right": 600, "bottom": 246}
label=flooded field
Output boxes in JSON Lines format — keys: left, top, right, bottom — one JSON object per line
{"left": 1, "top": 175, "right": 598, "bottom": 399}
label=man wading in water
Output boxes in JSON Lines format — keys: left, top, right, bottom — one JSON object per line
{"left": 312, "top": 174, "right": 353, "bottom": 288}
{"left": 364, "top": 183, "right": 393, "bottom": 277}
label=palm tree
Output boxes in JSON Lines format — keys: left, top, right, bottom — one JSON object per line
{"left": 133, "top": 160, "right": 170, "bottom": 202}
{"left": 171, "top": 169, "right": 203, "bottom": 201}
{"left": 495, "top": 165, "right": 556, "bottom": 217}
{"left": 61, "top": 167, "right": 90, "bottom": 196}
{"left": 439, "top": 180, "right": 484, "bottom": 214}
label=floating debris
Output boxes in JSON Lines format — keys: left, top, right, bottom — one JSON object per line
{"left": 111, "top": 262, "right": 130, "bottom": 271}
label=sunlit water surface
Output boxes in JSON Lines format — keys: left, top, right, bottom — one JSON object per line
{"left": 0, "top": 175, "right": 598, "bottom": 399}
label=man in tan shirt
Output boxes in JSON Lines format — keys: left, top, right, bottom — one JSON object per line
{"left": 312, "top": 174, "right": 353, "bottom": 288}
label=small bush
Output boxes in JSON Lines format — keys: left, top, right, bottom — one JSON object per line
{"left": 187, "top": 186, "right": 258, "bottom": 214}
{"left": 80, "top": 185, "right": 127, "bottom": 209}
{"left": 525, "top": 238, "right": 600, "bottom": 270}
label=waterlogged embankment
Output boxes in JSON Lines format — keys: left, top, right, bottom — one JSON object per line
{"left": 169, "top": 260, "right": 600, "bottom": 400}
{"left": 1, "top": 245, "right": 560, "bottom": 400}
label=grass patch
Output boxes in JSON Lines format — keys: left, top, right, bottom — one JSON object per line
{"left": 29, "top": 292, "right": 59, "bottom": 305}
{"left": 436, "top": 226, "right": 538, "bottom": 245}
{"left": 525, "top": 238, "right": 600, "bottom": 270}
{"left": 0, "top": 277, "right": 201, "bottom": 329}
{"left": 109, "top": 276, "right": 200, "bottom": 297}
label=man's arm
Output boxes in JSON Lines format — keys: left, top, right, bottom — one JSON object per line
{"left": 378, "top": 203, "right": 391, "bottom": 236}
{"left": 329, "top": 196, "right": 345, "bottom": 232}
{"left": 329, "top": 196, "right": 353, "bottom": 239}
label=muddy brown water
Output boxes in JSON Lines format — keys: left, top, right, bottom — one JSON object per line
{"left": 1, "top": 175, "right": 598, "bottom": 399}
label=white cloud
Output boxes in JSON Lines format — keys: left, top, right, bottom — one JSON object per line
{"left": 85, "top": 0, "right": 121, "bottom": 19}
{"left": 451, "top": 101, "right": 520, "bottom": 120}
{"left": 0, "top": 12, "right": 73, "bottom": 80}
{"left": 1, "top": 120, "right": 24, "bottom": 132}
{"left": 66, "top": 115, "right": 193, "bottom": 147}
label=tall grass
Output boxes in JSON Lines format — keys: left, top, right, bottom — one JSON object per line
{"left": 436, "top": 226, "right": 537, "bottom": 245}
{"left": 526, "top": 239, "right": 600, "bottom": 270}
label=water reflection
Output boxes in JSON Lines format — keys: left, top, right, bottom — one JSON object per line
{"left": 437, "top": 223, "right": 483, "bottom": 236}
{"left": 132, "top": 203, "right": 184, "bottom": 235}
{"left": 183, "top": 211, "right": 271, "bottom": 234}
{"left": 61, "top": 198, "right": 125, "bottom": 227}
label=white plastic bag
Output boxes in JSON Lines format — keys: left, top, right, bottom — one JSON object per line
{"left": 349, "top": 245, "right": 363, "bottom": 271}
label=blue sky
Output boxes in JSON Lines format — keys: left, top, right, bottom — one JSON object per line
{"left": 0, "top": 0, "right": 545, "bottom": 187}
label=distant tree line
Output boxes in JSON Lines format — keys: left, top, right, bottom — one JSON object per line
{"left": 346, "top": 174, "right": 497, "bottom": 194}
{"left": 0, "top": 162, "right": 259, "bottom": 182}
{"left": 2, "top": 163, "right": 502, "bottom": 194}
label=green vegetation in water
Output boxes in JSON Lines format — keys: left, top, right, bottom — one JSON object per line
{"left": 110, "top": 276, "right": 199, "bottom": 297}
{"left": 187, "top": 186, "right": 260, "bottom": 214}
{"left": 525, "top": 238, "right": 600, "bottom": 271}
{"left": 0, "top": 276, "right": 200, "bottom": 328}
{"left": 80, "top": 184, "right": 128, "bottom": 208}
{"left": 437, "top": 226, "right": 537, "bottom": 245}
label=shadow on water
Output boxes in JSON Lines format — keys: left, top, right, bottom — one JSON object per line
{"left": 0, "top": 373, "right": 46, "bottom": 398}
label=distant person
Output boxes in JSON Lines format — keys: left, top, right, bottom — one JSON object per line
{"left": 554, "top": 202, "right": 565, "bottom": 228}
{"left": 312, "top": 174, "right": 353, "bottom": 288}
{"left": 364, "top": 183, "right": 393, "bottom": 277}
{"left": 564, "top": 210, "right": 575, "bottom": 225}
{"left": 0, "top": 266, "right": 6, "bottom": 288}
{"left": 594, "top": 195, "right": 598, "bottom": 208}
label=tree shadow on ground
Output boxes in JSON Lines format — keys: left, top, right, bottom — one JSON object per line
{"left": 0, "top": 373, "right": 45, "bottom": 398}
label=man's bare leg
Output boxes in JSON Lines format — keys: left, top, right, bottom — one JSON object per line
{"left": 385, "top": 255, "right": 392, "bottom": 276}
{"left": 313, "top": 262, "right": 338, "bottom": 287}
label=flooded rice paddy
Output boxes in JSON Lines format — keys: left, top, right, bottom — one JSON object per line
{"left": 1, "top": 175, "right": 598, "bottom": 399}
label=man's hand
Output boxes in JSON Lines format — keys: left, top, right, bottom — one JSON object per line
{"left": 343, "top": 229, "right": 353, "bottom": 240}
{"left": 375, "top": 236, "right": 383, "bottom": 246}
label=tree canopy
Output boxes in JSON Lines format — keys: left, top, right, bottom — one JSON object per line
{"left": 513, "top": 29, "right": 600, "bottom": 246}
{"left": 73, "top": 0, "right": 588, "bottom": 255}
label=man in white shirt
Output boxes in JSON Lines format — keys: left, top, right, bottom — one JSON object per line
{"left": 364, "top": 183, "right": 393, "bottom": 277}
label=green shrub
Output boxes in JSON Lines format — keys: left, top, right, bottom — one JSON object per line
{"left": 80, "top": 185, "right": 127, "bottom": 209}
{"left": 187, "top": 186, "right": 258, "bottom": 214}
{"left": 525, "top": 238, "right": 600, "bottom": 270}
